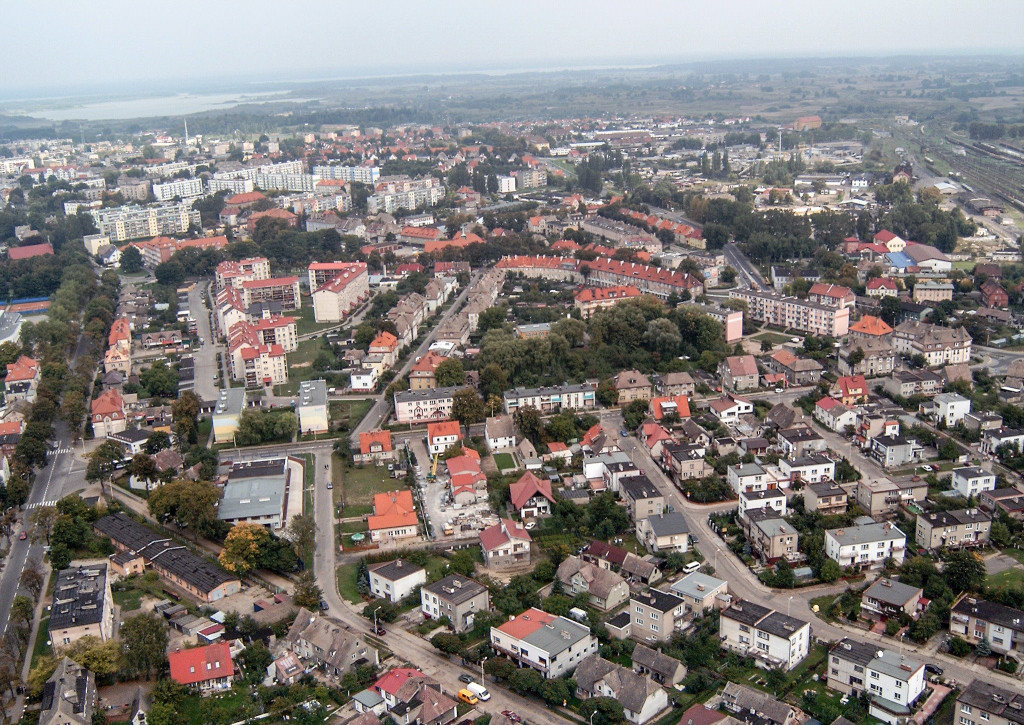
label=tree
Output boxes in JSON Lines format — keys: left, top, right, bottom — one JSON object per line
{"left": 120, "top": 613, "right": 169, "bottom": 680}
{"left": 144, "top": 431, "right": 172, "bottom": 454}
{"left": 513, "top": 405, "right": 544, "bottom": 446}
{"left": 130, "top": 453, "right": 158, "bottom": 489}
{"left": 140, "top": 361, "right": 179, "bottom": 398}
{"left": 479, "top": 363, "right": 509, "bottom": 398}
{"left": 765, "top": 667, "right": 788, "bottom": 696}
{"left": 452, "top": 387, "right": 485, "bottom": 425}
{"left": 65, "top": 636, "right": 123, "bottom": 677}
{"left": 20, "top": 564, "right": 45, "bottom": 599}
{"left": 819, "top": 559, "right": 841, "bottom": 583}
{"left": 119, "top": 246, "right": 143, "bottom": 273}
{"left": 944, "top": 550, "right": 986, "bottom": 594}
{"left": 287, "top": 514, "right": 317, "bottom": 558}
{"left": 293, "top": 571, "right": 322, "bottom": 609}
{"left": 86, "top": 440, "right": 124, "bottom": 495}
{"left": 147, "top": 479, "right": 221, "bottom": 541}
{"left": 622, "top": 399, "right": 649, "bottom": 431}
{"left": 508, "top": 668, "right": 544, "bottom": 696}
{"left": 579, "top": 697, "right": 625, "bottom": 725}
{"left": 938, "top": 438, "right": 960, "bottom": 460}
{"left": 540, "top": 678, "right": 574, "bottom": 707}
{"left": 430, "top": 633, "right": 463, "bottom": 655}
{"left": 449, "top": 549, "right": 476, "bottom": 577}
{"left": 434, "top": 358, "right": 464, "bottom": 387}
{"left": 28, "top": 505, "right": 58, "bottom": 544}
{"left": 219, "top": 523, "right": 271, "bottom": 575}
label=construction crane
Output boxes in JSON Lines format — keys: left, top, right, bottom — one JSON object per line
{"left": 428, "top": 452, "right": 440, "bottom": 481}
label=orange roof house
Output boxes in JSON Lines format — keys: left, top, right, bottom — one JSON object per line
{"left": 5, "top": 355, "right": 39, "bottom": 383}
{"left": 849, "top": 315, "right": 893, "bottom": 338}
{"left": 427, "top": 420, "right": 462, "bottom": 453}
{"left": 832, "top": 375, "right": 868, "bottom": 405}
{"left": 168, "top": 641, "right": 234, "bottom": 691}
{"left": 368, "top": 490, "right": 418, "bottom": 541}
{"left": 358, "top": 430, "right": 393, "bottom": 463}
{"left": 108, "top": 317, "right": 132, "bottom": 348}
{"left": 650, "top": 396, "right": 692, "bottom": 421}
{"left": 509, "top": 472, "right": 555, "bottom": 516}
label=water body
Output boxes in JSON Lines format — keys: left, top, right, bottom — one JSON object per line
{"left": 1, "top": 90, "right": 308, "bottom": 122}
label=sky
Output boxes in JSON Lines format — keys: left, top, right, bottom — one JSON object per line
{"left": 4, "top": 0, "right": 1024, "bottom": 96}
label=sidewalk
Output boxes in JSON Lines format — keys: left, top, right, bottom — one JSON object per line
{"left": 7, "top": 567, "right": 53, "bottom": 724}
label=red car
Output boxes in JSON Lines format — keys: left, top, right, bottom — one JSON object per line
{"left": 19, "top": 531, "right": 27, "bottom": 540}
{"left": 501, "top": 712, "right": 520, "bottom": 723}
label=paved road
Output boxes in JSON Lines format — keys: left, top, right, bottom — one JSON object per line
{"left": 973, "top": 344, "right": 1021, "bottom": 376}
{"left": 188, "top": 281, "right": 225, "bottom": 400}
{"left": 349, "top": 274, "right": 480, "bottom": 448}
{"left": 724, "top": 242, "right": 768, "bottom": 290}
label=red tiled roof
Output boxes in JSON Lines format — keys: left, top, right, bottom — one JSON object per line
{"left": 168, "top": 642, "right": 233, "bottom": 686}
{"left": 651, "top": 396, "right": 691, "bottom": 420}
{"left": 509, "top": 472, "right": 555, "bottom": 510}
{"left": 5, "top": 355, "right": 39, "bottom": 383}
{"left": 816, "top": 397, "right": 842, "bottom": 411}
{"left": 573, "top": 285, "right": 642, "bottom": 304}
{"left": 374, "top": 668, "right": 425, "bottom": 696}
{"left": 368, "top": 490, "right": 417, "bottom": 532}
{"left": 91, "top": 388, "right": 124, "bottom": 417}
{"left": 8, "top": 242, "right": 54, "bottom": 260}
{"left": 240, "top": 275, "right": 299, "bottom": 289}
{"left": 849, "top": 315, "right": 892, "bottom": 336}
{"left": 479, "top": 518, "right": 530, "bottom": 551}
{"left": 809, "top": 282, "right": 852, "bottom": 299}
{"left": 866, "top": 278, "right": 897, "bottom": 290}
{"left": 225, "top": 191, "right": 266, "bottom": 205}
{"left": 359, "top": 430, "right": 392, "bottom": 455}
{"left": 493, "top": 607, "right": 553, "bottom": 639}
{"left": 874, "top": 229, "right": 899, "bottom": 243}
{"left": 427, "top": 420, "right": 461, "bottom": 442}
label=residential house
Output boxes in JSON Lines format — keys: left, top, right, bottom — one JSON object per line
{"left": 649, "top": 396, "right": 691, "bottom": 424}
{"left": 860, "top": 578, "right": 926, "bottom": 620}
{"left": 915, "top": 509, "right": 991, "bottom": 550}
{"left": 614, "top": 370, "right": 653, "bottom": 405}
{"left": 893, "top": 321, "right": 972, "bottom": 366}
{"left": 720, "top": 683, "right": 797, "bottom": 725}
{"left": 581, "top": 540, "right": 629, "bottom": 571}
{"left": 49, "top": 564, "right": 115, "bottom": 650}
{"left": 575, "top": 655, "right": 668, "bottom": 725}
{"left": 832, "top": 375, "right": 869, "bottom": 405}
{"left": 848, "top": 315, "right": 894, "bottom": 341}
{"left": 777, "top": 427, "right": 827, "bottom": 458}
{"left": 953, "top": 466, "right": 998, "bottom": 499}
{"left": 39, "top": 658, "right": 95, "bottom": 725}
{"left": 764, "top": 349, "right": 822, "bottom": 386}
{"left": 814, "top": 398, "right": 858, "bottom": 433}
{"left": 367, "top": 490, "right": 418, "bottom": 543}
{"left": 930, "top": 392, "right": 972, "bottom": 427}
{"left": 661, "top": 442, "right": 709, "bottom": 483}
{"left": 621, "top": 476, "right": 665, "bottom": 521}
{"left": 949, "top": 596, "right": 1024, "bottom": 656}
{"left": 636, "top": 513, "right": 690, "bottom": 554}
{"left": 981, "top": 427, "right": 1024, "bottom": 456}
{"left": 719, "top": 355, "right": 760, "bottom": 391}
{"left": 426, "top": 420, "right": 461, "bottom": 455}
{"left": 838, "top": 338, "right": 896, "bottom": 377}
{"left": 669, "top": 572, "right": 730, "bottom": 613}
{"left": 91, "top": 389, "right": 126, "bottom": 438}
{"left": 296, "top": 379, "right": 328, "bottom": 434}
{"left": 738, "top": 489, "right": 787, "bottom": 522}
{"left": 826, "top": 638, "right": 926, "bottom": 725}
{"left": 480, "top": 518, "right": 532, "bottom": 570}
{"left": 728, "top": 462, "right": 769, "bottom": 495}
{"left": 632, "top": 643, "right": 687, "bottom": 687}
{"left": 778, "top": 455, "right": 835, "bottom": 485}
{"left": 620, "top": 552, "right": 662, "bottom": 586}
{"left": 285, "top": 608, "right": 378, "bottom": 677}
{"left": 956, "top": 680, "right": 1024, "bottom": 725}
{"left": 865, "top": 278, "right": 899, "bottom": 298}
{"left": 980, "top": 279, "right": 1009, "bottom": 308}
{"left": 883, "top": 369, "right": 942, "bottom": 399}
{"left": 490, "top": 607, "right": 598, "bottom": 678}
{"left": 509, "top": 471, "right": 556, "bottom": 518}
{"left": 658, "top": 372, "right": 696, "bottom": 397}
{"left": 709, "top": 394, "right": 753, "bottom": 424}
{"left": 742, "top": 510, "right": 800, "bottom": 564}
{"left": 502, "top": 383, "right": 597, "bottom": 414}
{"left": 168, "top": 642, "right": 235, "bottom": 694}
{"left": 557, "top": 556, "right": 630, "bottom": 611}
{"left": 408, "top": 350, "right": 449, "bottom": 390}
{"left": 808, "top": 282, "right": 855, "bottom": 309}
{"left": 368, "top": 559, "right": 426, "bottom": 603}
{"left": 855, "top": 478, "right": 927, "bottom": 517}
{"left": 979, "top": 487, "right": 1024, "bottom": 519}
{"left": 485, "top": 415, "right": 517, "bottom": 451}
{"left": 393, "top": 387, "right": 459, "bottom": 424}
{"left": 719, "top": 601, "right": 811, "bottom": 670}
{"left": 357, "top": 430, "right": 394, "bottom": 465}
{"left": 804, "top": 482, "right": 849, "bottom": 515}
{"left": 824, "top": 517, "right": 907, "bottom": 569}
{"left": 4, "top": 355, "right": 40, "bottom": 402}
{"left": 869, "top": 435, "right": 923, "bottom": 469}
{"left": 420, "top": 575, "right": 489, "bottom": 633}
{"left": 913, "top": 281, "right": 954, "bottom": 303}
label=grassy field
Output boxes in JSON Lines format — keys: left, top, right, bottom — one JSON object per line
{"left": 340, "top": 519, "right": 369, "bottom": 533}
{"left": 274, "top": 337, "right": 323, "bottom": 396}
{"left": 294, "top": 297, "right": 343, "bottom": 336}
{"left": 753, "top": 331, "right": 795, "bottom": 345}
{"left": 330, "top": 398, "right": 373, "bottom": 432}
{"left": 337, "top": 562, "right": 363, "bottom": 603}
{"left": 113, "top": 587, "right": 143, "bottom": 612}
{"left": 338, "top": 460, "right": 400, "bottom": 517}
{"left": 31, "top": 615, "right": 51, "bottom": 668}
{"left": 988, "top": 548, "right": 1024, "bottom": 588}
{"left": 493, "top": 452, "right": 517, "bottom": 471}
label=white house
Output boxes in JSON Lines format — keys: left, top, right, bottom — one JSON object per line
{"left": 719, "top": 601, "right": 811, "bottom": 671}
{"left": 825, "top": 516, "right": 906, "bottom": 569}
{"left": 728, "top": 462, "right": 768, "bottom": 495}
{"left": 709, "top": 394, "right": 753, "bottom": 424}
{"left": 778, "top": 455, "right": 835, "bottom": 485}
{"left": 350, "top": 367, "right": 378, "bottom": 393}
{"left": 814, "top": 398, "right": 858, "bottom": 433}
{"left": 490, "top": 608, "right": 597, "bottom": 678}
{"left": 738, "top": 489, "right": 787, "bottom": 521}
{"left": 827, "top": 638, "right": 926, "bottom": 725}
{"left": 950, "top": 466, "right": 997, "bottom": 499}
{"left": 485, "top": 415, "right": 517, "bottom": 451}
{"left": 367, "top": 559, "right": 427, "bottom": 603}
{"left": 296, "top": 380, "right": 329, "bottom": 434}
{"left": 933, "top": 392, "right": 971, "bottom": 428}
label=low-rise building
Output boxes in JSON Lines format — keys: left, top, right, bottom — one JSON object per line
{"left": 357, "top": 430, "right": 394, "bottom": 465}
{"left": 764, "top": 349, "right": 822, "bottom": 386}
{"left": 426, "top": 419, "right": 461, "bottom": 455}
{"left": 368, "top": 559, "right": 426, "bottom": 603}
{"left": 557, "top": 556, "right": 630, "bottom": 611}
{"left": 296, "top": 380, "right": 328, "bottom": 434}
{"left": 393, "top": 387, "right": 459, "bottom": 424}
{"left": 719, "top": 601, "right": 811, "bottom": 671}
{"left": 168, "top": 642, "right": 235, "bottom": 694}
{"left": 490, "top": 607, "right": 597, "bottom": 678}
{"left": 838, "top": 337, "right": 896, "bottom": 377}
{"left": 39, "top": 658, "right": 95, "bottom": 725}
{"left": 915, "top": 508, "right": 991, "bottom": 550}
{"left": 883, "top": 369, "right": 942, "bottom": 399}
{"left": 893, "top": 321, "right": 972, "bottom": 366}
{"left": 727, "top": 462, "right": 769, "bottom": 495}
{"left": 218, "top": 458, "right": 293, "bottom": 530}
{"left": 485, "top": 415, "right": 517, "bottom": 451}
{"left": 956, "top": 680, "right": 1024, "bottom": 725}
{"left": 420, "top": 575, "right": 489, "bottom": 633}
{"left": 719, "top": 355, "right": 760, "bottom": 391}
{"left": 49, "top": 564, "right": 115, "bottom": 650}
{"left": 502, "top": 383, "right": 597, "bottom": 414}
{"left": 669, "top": 572, "right": 730, "bottom": 613}
{"left": 738, "top": 489, "right": 787, "bottom": 522}
{"left": 860, "top": 578, "right": 926, "bottom": 620}
{"left": 631, "top": 643, "right": 687, "bottom": 687}
{"left": 869, "top": 435, "right": 923, "bottom": 469}
{"left": 951, "top": 466, "right": 997, "bottom": 498}
{"left": 575, "top": 654, "right": 668, "bottom": 725}
{"left": 804, "top": 481, "right": 849, "bottom": 515}
{"left": 285, "top": 608, "right": 379, "bottom": 678}
{"left": 930, "top": 392, "right": 972, "bottom": 427}
{"left": 636, "top": 513, "right": 689, "bottom": 554}
{"left": 826, "top": 638, "right": 926, "bottom": 725}
{"left": 621, "top": 475, "right": 666, "bottom": 522}
{"left": 509, "top": 471, "right": 556, "bottom": 518}
{"left": 613, "top": 370, "right": 653, "bottom": 405}
{"left": 825, "top": 517, "right": 906, "bottom": 569}
{"left": 480, "top": 518, "right": 532, "bottom": 570}
{"left": 950, "top": 596, "right": 1024, "bottom": 656}
{"left": 778, "top": 455, "right": 835, "bottom": 485}
{"left": 855, "top": 478, "right": 927, "bottom": 516}
{"left": 212, "top": 388, "right": 246, "bottom": 445}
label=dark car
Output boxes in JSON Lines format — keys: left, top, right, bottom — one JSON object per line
{"left": 458, "top": 674, "right": 474, "bottom": 684}
{"left": 925, "top": 663, "right": 943, "bottom": 676}
{"left": 319, "top": 600, "right": 329, "bottom": 611}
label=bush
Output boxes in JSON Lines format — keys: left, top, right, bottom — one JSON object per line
{"left": 947, "top": 636, "right": 971, "bottom": 657}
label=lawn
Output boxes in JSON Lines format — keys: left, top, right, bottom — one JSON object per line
{"left": 337, "top": 562, "right": 364, "bottom": 604}
{"left": 295, "top": 297, "right": 345, "bottom": 336}
{"left": 753, "top": 331, "right": 795, "bottom": 345}
{"left": 330, "top": 398, "right": 373, "bottom": 433}
{"left": 113, "top": 588, "right": 143, "bottom": 612}
{"left": 338, "top": 460, "right": 401, "bottom": 516}
{"left": 987, "top": 552, "right": 1024, "bottom": 588}
{"left": 31, "top": 615, "right": 51, "bottom": 668}
{"left": 809, "top": 594, "right": 838, "bottom": 622}
{"left": 275, "top": 337, "right": 324, "bottom": 396}
{"left": 340, "top": 519, "right": 369, "bottom": 534}
{"left": 492, "top": 452, "right": 517, "bottom": 471}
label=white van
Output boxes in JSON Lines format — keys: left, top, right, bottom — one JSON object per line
{"left": 682, "top": 561, "right": 701, "bottom": 574}
{"left": 466, "top": 682, "right": 490, "bottom": 701}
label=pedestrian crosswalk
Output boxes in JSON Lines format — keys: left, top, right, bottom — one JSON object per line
{"left": 24, "top": 499, "right": 60, "bottom": 510}
{"left": 50, "top": 447, "right": 73, "bottom": 456}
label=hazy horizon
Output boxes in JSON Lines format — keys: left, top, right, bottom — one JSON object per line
{"left": 5, "top": 0, "right": 1024, "bottom": 98}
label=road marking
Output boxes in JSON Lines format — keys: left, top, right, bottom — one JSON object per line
{"left": 24, "top": 499, "right": 59, "bottom": 510}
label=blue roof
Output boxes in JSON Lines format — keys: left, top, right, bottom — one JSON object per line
{"left": 886, "top": 251, "right": 915, "bottom": 269}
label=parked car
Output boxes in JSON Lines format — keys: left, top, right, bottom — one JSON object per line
{"left": 371, "top": 625, "right": 386, "bottom": 636}
{"left": 501, "top": 712, "right": 521, "bottom": 723}
{"left": 319, "top": 600, "right": 329, "bottom": 611}
{"left": 19, "top": 531, "right": 27, "bottom": 540}
{"left": 458, "top": 674, "right": 474, "bottom": 684}
{"left": 925, "top": 663, "right": 943, "bottom": 676}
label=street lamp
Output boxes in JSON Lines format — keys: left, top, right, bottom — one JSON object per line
{"left": 373, "top": 605, "right": 381, "bottom": 633}
{"left": 787, "top": 596, "right": 793, "bottom": 617}
{"left": 480, "top": 656, "right": 487, "bottom": 684}
{"left": 590, "top": 711, "right": 597, "bottom": 725}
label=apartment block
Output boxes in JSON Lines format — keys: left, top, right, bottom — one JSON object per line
{"left": 720, "top": 601, "right": 810, "bottom": 671}
{"left": 729, "top": 288, "right": 850, "bottom": 337}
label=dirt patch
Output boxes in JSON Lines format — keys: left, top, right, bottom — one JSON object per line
{"left": 291, "top": 361, "right": 313, "bottom": 368}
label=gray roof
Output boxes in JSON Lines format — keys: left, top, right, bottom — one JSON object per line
{"left": 50, "top": 565, "right": 110, "bottom": 631}
{"left": 670, "top": 572, "right": 727, "bottom": 600}
{"left": 958, "top": 680, "right": 1024, "bottom": 724}
{"left": 951, "top": 597, "right": 1024, "bottom": 633}
{"left": 422, "top": 574, "right": 487, "bottom": 605}
{"left": 631, "top": 643, "right": 685, "bottom": 681}
{"left": 621, "top": 475, "right": 662, "bottom": 502}
{"left": 757, "top": 611, "right": 809, "bottom": 639}
{"left": 721, "top": 682, "right": 793, "bottom": 725}
{"left": 218, "top": 463, "right": 286, "bottom": 521}
{"left": 213, "top": 387, "right": 246, "bottom": 416}
{"left": 827, "top": 520, "right": 905, "bottom": 546}
{"left": 644, "top": 512, "right": 689, "bottom": 537}
{"left": 863, "top": 578, "right": 922, "bottom": 607}
{"left": 520, "top": 614, "right": 592, "bottom": 654}
{"left": 722, "top": 600, "right": 772, "bottom": 627}
{"left": 830, "top": 638, "right": 877, "bottom": 667}
{"left": 297, "top": 379, "right": 327, "bottom": 408}
{"left": 918, "top": 509, "right": 991, "bottom": 528}
{"left": 574, "top": 655, "right": 664, "bottom": 715}
{"left": 502, "top": 382, "right": 594, "bottom": 401}
{"left": 869, "top": 649, "right": 923, "bottom": 681}
{"left": 40, "top": 658, "right": 94, "bottom": 725}
{"left": 741, "top": 488, "right": 785, "bottom": 503}
{"left": 808, "top": 481, "right": 847, "bottom": 498}
{"left": 753, "top": 516, "right": 798, "bottom": 538}
{"left": 734, "top": 462, "right": 765, "bottom": 477}
{"left": 633, "top": 588, "right": 684, "bottom": 614}
{"left": 368, "top": 559, "right": 425, "bottom": 583}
